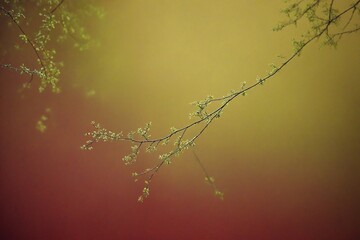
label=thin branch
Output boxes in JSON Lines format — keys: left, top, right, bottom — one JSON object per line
{"left": 50, "top": 0, "right": 65, "bottom": 14}
{"left": 0, "top": 6, "right": 47, "bottom": 81}
{"left": 332, "top": 26, "right": 360, "bottom": 37}
{"left": 192, "top": 151, "right": 222, "bottom": 198}
{"left": 342, "top": 6, "right": 356, "bottom": 31}
{"left": 193, "top": 151, "right": 211, "bottom": 183}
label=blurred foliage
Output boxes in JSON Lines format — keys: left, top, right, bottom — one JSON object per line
{"left": 0, "top": 0, "right": 104, "bottom": 93}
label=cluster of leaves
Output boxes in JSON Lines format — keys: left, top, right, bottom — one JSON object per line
{"left": 0, "top": 0, "right": 104, "bottom": 93}
{"left": 82, "top": 0, "right": 360, "bottom": 202}
{"left": 274, "top": 0, "right": 360, "bottom": 49}
{"left": 81, "top": 120, "right": 223, "bottom": 202}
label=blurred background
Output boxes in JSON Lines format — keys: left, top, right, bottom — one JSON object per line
{"left": 1, "top": 0, "right": 359, "bottom": 239}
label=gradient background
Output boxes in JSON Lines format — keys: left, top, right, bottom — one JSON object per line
{"left": 1, "top": 1, "right": 360, "bottom": 239}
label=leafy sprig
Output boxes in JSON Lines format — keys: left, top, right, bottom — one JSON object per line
{"left": 0, "top": 0, "right": 103, "bottom": 93}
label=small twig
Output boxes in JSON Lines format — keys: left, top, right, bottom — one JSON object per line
{"left": 192, "top": 151, "right": 223, "bottom": 199}
{"left": 50, "top": 0, "right": 65, "bottom": 14}
{"left": 332, "top": 26, "right": 360, "bottom": 37}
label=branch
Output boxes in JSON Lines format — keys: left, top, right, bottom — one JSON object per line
{"left": 0, "top": 6, "right": 47, "bottom": 82}
{"left": 82, "top": 0, "right": 360, "bottom": 202}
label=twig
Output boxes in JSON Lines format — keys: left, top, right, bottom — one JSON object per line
{"left": 50, "top": 0, "right": 65, "bottom": 14}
